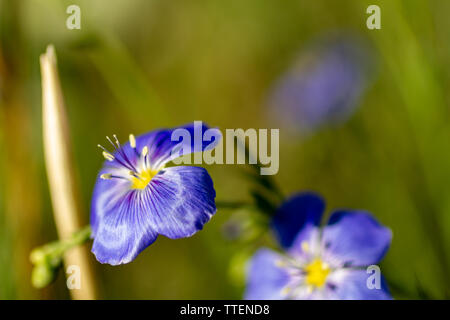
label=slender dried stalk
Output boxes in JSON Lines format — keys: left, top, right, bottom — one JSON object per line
{"left": 40, "top": 45, "right": 97, "bottom": 300}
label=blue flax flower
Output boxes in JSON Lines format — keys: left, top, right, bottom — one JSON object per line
{"left": 245, "top": 192, "right": 392, "bottom": 299}
{"left": 91, "top": 123, "right": 219, "bottom": 265}
{"left": 268, "top": 35, "right": 373, "bottom": 133}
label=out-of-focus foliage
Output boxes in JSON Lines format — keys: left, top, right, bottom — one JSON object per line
{"left": 0, "top": 0, "right": 449, "bottom": 299}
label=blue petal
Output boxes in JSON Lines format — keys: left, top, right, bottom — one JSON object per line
{"left": 144, "top": 166, "right": 216, "bottom": 238}
{"left": 90, "top": 176, "right": 158, "bottom": 265}
{"left": 245, "top": 249, "right": 291, "bottom": 300}
{"left": 322, "top": 211, "right": 392, "bottom": 267}
{"left": 90, "top": 165, "right": 216, "bottom": 264}
{"left": 271, "top": 192, "right": 325, "bottom": 248}
{"left": 134, "top": 122, "right": 220, "bottom": 168}
{"left": 327, "top": 269, "right": 392, "bottom": 300}
{"left": 90, "top": 168, "right": 129, "bottom": 237}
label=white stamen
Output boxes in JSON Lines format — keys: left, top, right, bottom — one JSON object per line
{"left": 113, "top": 134, "right": 121, "bottom": 148}
{"left": 281, "top": 286, "right": 291, "bottom": 296}
{"left": 100, "top": 173, "right": 112, "bottom": 180}
{"left": 97, "top": 144, "right": 108, "bottom": 152}
{"left": 129, "top": 134, "right": 136, "bottom": 148}
{"left": 141, "top": 146, "right": 149, "bottom": 170}
{"left": 129, "top": 171, "right": 141, "bottom": 180}
{"left": 142, "top": 146, "right": 148, "bottom": 157}
{"left": 301, "top": 241, "right": 310, "bottom": 253}
{"left": 102, "top": 151, "right": 115, "bottom": 161}
{"left": 275, "top": 260, "right": 287, "bottom": 267}
{"left": 106, "top": 136, "right": 116, "bottom": 149}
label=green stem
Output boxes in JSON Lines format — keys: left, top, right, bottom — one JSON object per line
{"left": 30, "top": 225, "right": 92, "bottom": 289}
{"left": 58, "top": 225, "right": 92, "bottom": 254}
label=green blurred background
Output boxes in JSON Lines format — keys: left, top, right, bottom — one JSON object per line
{"left": 1, "top": 0, "right": 450, "bottom": 299}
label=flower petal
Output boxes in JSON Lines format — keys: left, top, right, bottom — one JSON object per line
{"left": 90, "top": 168, "right": 129, "bottom": 235}
{"left": 322, "top": 211, "right": 392, "bottom": 267}
{"left": 268, "top": 36, "right": 371, "bottom": 133}
{"left": 245, "top": 249, "right": 291, "bottom": 300}
{"left": 135, "top": 122, "right": 220, "bottom": 168}
{"left": 288, "top": 226, "right": 321, "bottom": 262}
{"left": 271, "top": 192, "right": 325, "bottom": 249}
{"left": 144, "top": 166, "right": 216, "bottom": 238}
{"left": 90, "top": 165, "right": 216, "bottom": 264}
{"left": 326, "top": 269, "right": 392, "bottom": 300}
{"left": 90, "top": 178, "right": 158, "bottom": 265}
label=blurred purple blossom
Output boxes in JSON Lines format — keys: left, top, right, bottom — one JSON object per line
{"left": 268, "top": 35, "right": 375, "bottom": 133}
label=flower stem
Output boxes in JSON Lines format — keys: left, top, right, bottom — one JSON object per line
{"left": 30, "top": 226, "right": 92, "bottom": 289}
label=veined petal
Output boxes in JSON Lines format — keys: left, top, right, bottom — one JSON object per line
{"left": 90, "top": 165, "right": 216, "bottom": 264}
{"left": 271, "top": 192, "right": 325, "bottom": 249}
{"left": 143, "top": 166, "right": 216, "bottom": 238}
{"left": 91, "top": 165, "right": 135, "bottom": 233}
{"left": 90, "top": 182, "right": 158, "bottom": 265}
{"left": 245, "top": 249, "right": 291, "bottom": 300}
{"left": 321, "top": 211, "right": 392, "bottom": 268}
{"left": 326, "top": 269, "right": 392, "bottom": 300}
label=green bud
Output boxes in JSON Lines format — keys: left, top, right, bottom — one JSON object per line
{"left": 31, "top": 263, "right": 57, "bottom": 289}
{"left": 30, "top": 248, "right": 47, "bottom": 264}
{"left": 29, "top": 225, "right": 92, "bottom": 289}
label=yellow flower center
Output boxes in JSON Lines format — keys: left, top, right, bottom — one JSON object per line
{"left": 131, "top": 168, "right": 160, "bottom": 189}
{"left": 304, "top": 258, "right": 330, "bottom": 288}
{"left": 98, "top": 135, "right": 165, "bottom": 190}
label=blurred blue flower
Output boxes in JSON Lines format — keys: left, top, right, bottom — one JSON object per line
{"left": 90, "top": 123, "right": 219, "bottom": 265}
{"left": 269, "top": 35, "right": 373, "bottom": 133}
{"left": 245, "top": 192, "right": 392, "bottom": 299}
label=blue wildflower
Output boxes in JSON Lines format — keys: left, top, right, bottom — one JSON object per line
{"left": 245, "top": 192, "right": 392, "bottom": 300}
{"left": 268, "top": 35, "right": 373, "bottom": 133}
{"left": 91, "top": 123, "right": 219, "bottom": 265}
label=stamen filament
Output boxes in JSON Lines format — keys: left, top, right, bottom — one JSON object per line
{"left": 97, "top": 144, "right": 110, "bottom": 154}
{"left": 100, "top": 173, "right": 128, "bottom": 181}
{"left": 102, "top": 135, "right": 137, "bottom": 172}
{"left": 142, "top": 146, "right": 148, "bottom": 157}
{"left": 106, "top": 136, "right": 117, "bottom": 150}
{"left": 112, "top": 134, "right": 121, "bottom": 148}
{"left": 142, "top": 146, "right": 149, "bottom": 170}
{"left": 129, "top": 171, "right": 143, "bottom": 180}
